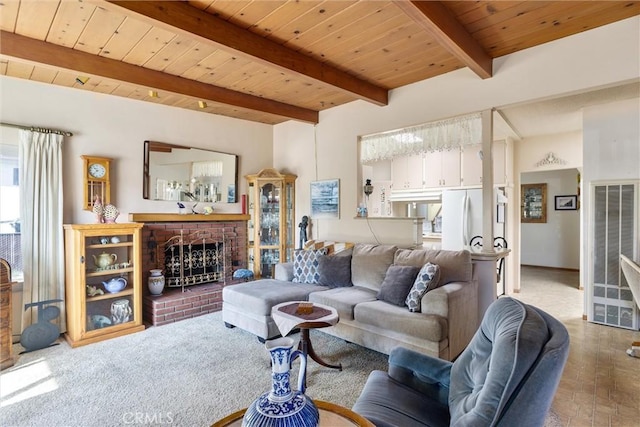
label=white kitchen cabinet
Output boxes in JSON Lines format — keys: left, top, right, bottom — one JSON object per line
{"left": 461, "top": 141, "right": 508, "bottom": 187}
{"left": 391, "top": 154, "right": 424, "bottom": 189}
{"left": 424, "top": 149, "right": 461, "bottom": 188}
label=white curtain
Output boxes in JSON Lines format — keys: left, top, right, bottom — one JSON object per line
{"left": 19, "top": 130, "right": 66, "bottom": 332}
{"left": 360, "top": 112, "right": 482, "bottom": 164}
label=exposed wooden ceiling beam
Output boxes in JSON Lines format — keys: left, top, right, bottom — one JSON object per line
{"left": 393, "top": 1, "right": 492, "bottom": 79}
{"left": 104, "top": 0, "right": 389, "bottom": 106}
{"left": 0, "top": 31, "right": 318, "bottom": 124}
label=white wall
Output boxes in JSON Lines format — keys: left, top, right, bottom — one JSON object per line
{"left": 0, "top": 77, "right": 274, "bottom": 224}
{"left": 521, "top": 169, "right": 581, "bottom": 269}
{"left": 275, "top": 17, "right": 639, "bottom": 248}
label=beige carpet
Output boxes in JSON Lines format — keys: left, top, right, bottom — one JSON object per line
{"left": 1, "top": 311, "right": 563, "bottom": 426}
{"left": 1, "top": 312, "right": 387, "bottom": 427}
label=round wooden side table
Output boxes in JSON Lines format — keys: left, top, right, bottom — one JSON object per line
{"left": 271, "top": 301, "right": 342, "bottom": 372}
{"left": 212, "top": 400, "right": 374, "bottom": 427}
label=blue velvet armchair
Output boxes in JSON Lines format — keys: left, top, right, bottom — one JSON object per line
{"left": 352, "top": 297, "right": 570, "bottom": 427}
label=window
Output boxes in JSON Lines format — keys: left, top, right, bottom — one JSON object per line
{"left": 0, "top": 138, "right": 23, "bottom": 282}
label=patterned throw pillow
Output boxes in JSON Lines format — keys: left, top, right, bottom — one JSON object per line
{"left": 292, "top": 249, "right": 328, "bottom": 284}
{"left": 405, "top": 263, "right": 441, "bottom": 312}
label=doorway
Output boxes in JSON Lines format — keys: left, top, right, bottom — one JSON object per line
{"left": 519, "top": 168, "right": 582, "bottom": 314}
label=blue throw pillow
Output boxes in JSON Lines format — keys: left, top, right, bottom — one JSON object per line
{"left": 292, "top": 249, "right": 328, "bottom": 284}
{"left": 318, "top": 254, "right": 352, "bottom": 288}
{"left": 377, "top": 265, "right": 421, "bottom": 306}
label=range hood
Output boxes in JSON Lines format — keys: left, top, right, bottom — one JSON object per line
{"left": 389, "top": 189, "right": 442, "bottom": 202}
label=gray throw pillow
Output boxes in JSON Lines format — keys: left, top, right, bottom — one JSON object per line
{"left": 292, "top": 249, "right": 328, "bottom": 284}
{"left": 405, "top": 263, "right": 441, "bottom": 312}
{"left": 318, "top": 254, "right": 352, "bottom": 288}
{"left": 377, "top": 265, "right": 420, "bottom": 306}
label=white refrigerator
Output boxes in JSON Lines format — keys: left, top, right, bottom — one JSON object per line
{"left": 441, "top": 188, "right": 505, "bottom": 250}
{"left": 441, "top": 188, "right": 507, "bottom": 296}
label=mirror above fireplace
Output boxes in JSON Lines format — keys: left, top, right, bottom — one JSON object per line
{"left": 143, "top": 140, "right": 238, "bottom": 203}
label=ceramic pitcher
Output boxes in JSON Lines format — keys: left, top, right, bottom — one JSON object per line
{"left": 242, "top": 337, "right": 319, "bottom": 427}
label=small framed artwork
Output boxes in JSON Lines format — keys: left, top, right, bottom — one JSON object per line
{"left": 555, "top": 195, "right": 578, "bottom": 210}
{"left": 310, "top": 179, "right": 340, "bottom": 219}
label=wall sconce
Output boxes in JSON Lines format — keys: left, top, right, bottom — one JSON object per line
{"left": 364, "top": 179, "right": 373, "bottom": 198}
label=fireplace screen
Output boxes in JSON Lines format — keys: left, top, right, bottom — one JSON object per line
{"left": 164, "top": 240, "right": 224, "bottom": 288}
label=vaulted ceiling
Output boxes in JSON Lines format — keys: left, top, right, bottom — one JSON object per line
{"left": 1, "top": 1, "right": 639, "bottom": 125}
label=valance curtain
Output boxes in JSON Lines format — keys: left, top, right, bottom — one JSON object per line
{"left": 19, "top": 130, "right": 66, "bottom": 332}
{"left": 360, "top": 112, "right": 482, "bottom": 164}
{"left": 192, "top": 160, "right": 223, "bottom": 178}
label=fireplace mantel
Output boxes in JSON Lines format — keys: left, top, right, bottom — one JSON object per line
{"left": 129, "top": 213, "right": 250, "bottom": 222}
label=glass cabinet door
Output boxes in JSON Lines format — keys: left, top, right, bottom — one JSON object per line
{"left": 83, "top": 232, "right": 136, "bottom": 334}
{"left": 284, "top": 180, "right": 295, "bottom": 261}
{"left": 247, "top": 182, "right": 255, "bottom": 272}
{"left": 258, "top": 181, "right": 281, "bottom": 278}
{"left": 259, "top": 182, "right": 281, "bottom": 246}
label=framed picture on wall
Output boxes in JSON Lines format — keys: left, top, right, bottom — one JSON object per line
{"left": 555, "top": 195, "right": 578, "bottom": 210}
{"left": 310, "top": 179, "right": 340, "bottom": 219}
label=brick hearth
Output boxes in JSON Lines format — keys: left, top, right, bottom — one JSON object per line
{"left": 143, "top": 283, "right": 222, "bottom": 326}
{"left": 131, "top": 214, "right": 249, "bottom": 326}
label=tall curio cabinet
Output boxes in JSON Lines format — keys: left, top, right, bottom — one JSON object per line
{"left": 63, "top": 223, "right": 144, "bottom": 347}
{"left": 246, "top": 169, "right": 296, "bottom": 278}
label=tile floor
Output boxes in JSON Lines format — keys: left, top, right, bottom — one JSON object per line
{"left": 513, "top": 266, "right": 640, "bottom": 427}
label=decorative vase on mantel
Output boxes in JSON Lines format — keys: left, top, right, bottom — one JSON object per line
{"left": 242, "top": 337, "right": 319, "bottom": 427}
{"left": 148, "top": 269, "right": 165, "bottom": 296}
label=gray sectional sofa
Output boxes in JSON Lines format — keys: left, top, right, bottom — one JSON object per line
{"left": 222, "top": 243, "right": 479, "bottom": 361}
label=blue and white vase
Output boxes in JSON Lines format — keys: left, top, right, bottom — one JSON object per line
{"left": 243, "top": 337, "right": 319, "bottom": 427}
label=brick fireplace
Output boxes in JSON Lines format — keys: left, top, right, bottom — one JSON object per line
{"left": 130, "top": 213, "right": 249, "bottom": 326}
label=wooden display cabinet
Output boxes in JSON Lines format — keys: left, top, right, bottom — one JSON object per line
{"left": 246, "top": 169, "right": 296, "bottom": 279}
{"left": 521, "top": 183, "right": 547, "bottom": 223}
{"left": 63, "top": 223, "right": 144, "bottom": 347}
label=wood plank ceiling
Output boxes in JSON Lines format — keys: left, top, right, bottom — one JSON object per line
{"left": 1, "top": 1, "right": 638, "bottom": 125}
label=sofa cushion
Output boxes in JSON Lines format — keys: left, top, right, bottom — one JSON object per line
{"left": 292, "top": 248, "right": 327, "bottom": 284}
{"left": 309, "top": 286, "right": 377, "bottom": 320}
{"left": 223, "top": 280, "right": 328, "bottom": 316}
{"left": 394, "top": 248, "right": 472, "bottom": 287}
{"left": 377, "top": 265, "right": 420, "bottom": 306}
{"left": 351, "top": 244, "right": 398, "bottom": 291}
{"left": 405, "top": 263, "right": 441, "bottom": 312}
{"left": 354, "top": 300, "right": 448, "bottom": 342}
{"left": 318, "top": 254, "right": 352, "bottom": 288}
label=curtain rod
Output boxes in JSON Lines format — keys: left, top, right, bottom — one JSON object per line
{"left": 0, "top": 121, "right": 73, "bottom": 137}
